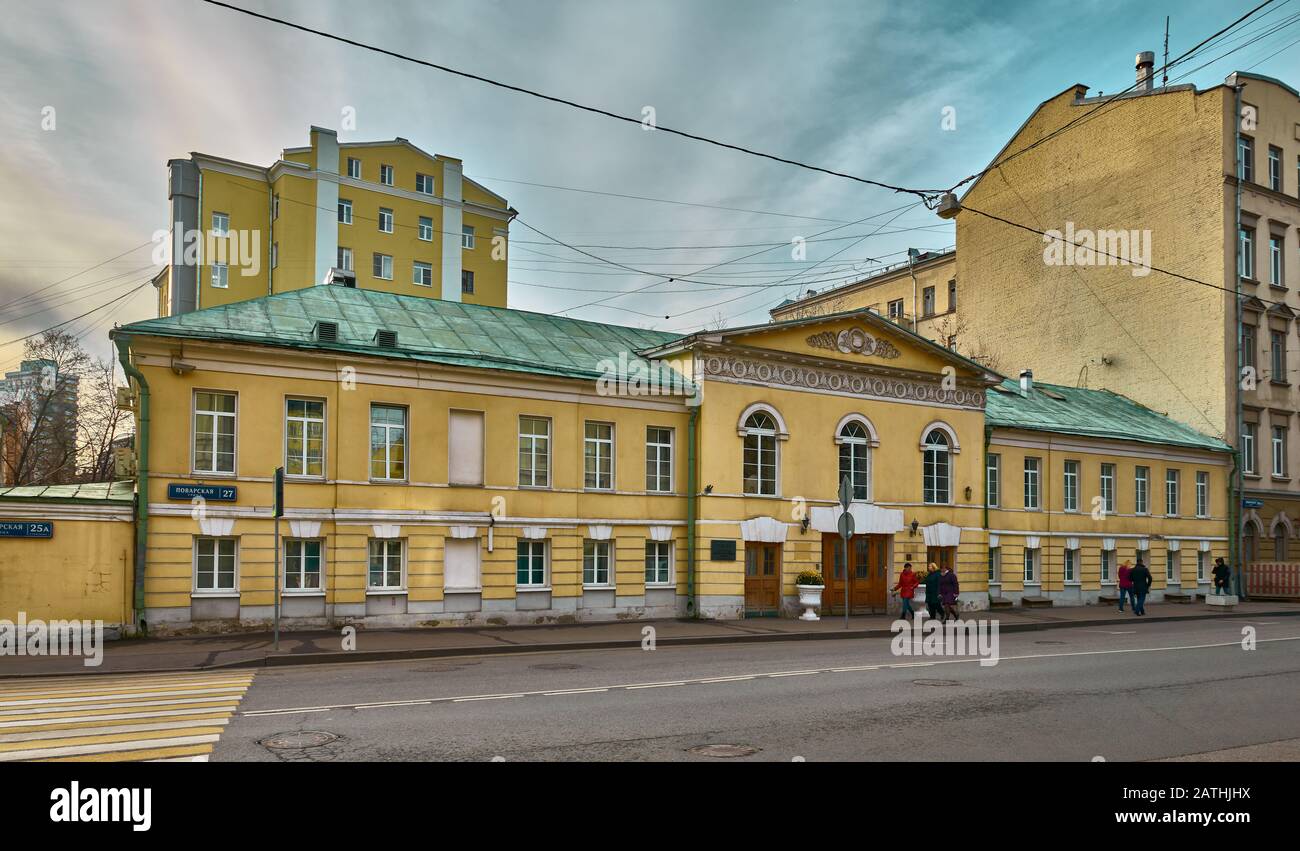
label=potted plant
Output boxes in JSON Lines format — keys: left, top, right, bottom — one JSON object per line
{"left": 795, "top": 570, "right": 825, "bottom": 621}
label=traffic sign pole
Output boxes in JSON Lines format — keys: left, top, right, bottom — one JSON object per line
{"left": 838, "top": 475, "right": 855, "bottom": 629}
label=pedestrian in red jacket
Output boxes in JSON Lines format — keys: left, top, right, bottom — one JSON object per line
{"left": 892, "top": 562, "right": 919, "bottom": 621}
{"left": 1117, "top": 561, "right": 1134, "bottom": 612}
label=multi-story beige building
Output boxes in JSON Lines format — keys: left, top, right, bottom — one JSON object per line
{"left": 775, "top": 57, "right": 1300, "bottom": 572}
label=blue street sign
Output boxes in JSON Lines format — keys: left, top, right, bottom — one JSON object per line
{"left": 167, "top": 483, "right": 237, "bottom": 501}
{"left": 1243, "top": 498, "right": 1264, "bottom": 509}
{"left": 0, "top": 521, "right": 53, "bottom": 539}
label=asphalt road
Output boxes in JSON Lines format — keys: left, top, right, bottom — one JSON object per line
{"left": 213, "top": 616, "right": 1300, "bottom": 761}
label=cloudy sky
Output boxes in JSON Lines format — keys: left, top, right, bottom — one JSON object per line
{"left": 2, "top": 0, "right": 1297, "bottom": 373}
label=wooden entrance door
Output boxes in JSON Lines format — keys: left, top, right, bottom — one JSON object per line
{"left": 823, "top": 534, "right": 888, "bottom": 614}
{"left": 927, "top": 546, "right": 955, "bottom": 572}
{"left": 744, "top": 542, "right": 781, "bottom": 616}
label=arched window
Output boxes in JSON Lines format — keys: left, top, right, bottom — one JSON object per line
{"left": 742, "top": 411, "right": 778, "bottom": 496}
{"left": 838, "top": 421, "right": 871, "bottom": 501}
{"left": 1275, "top": 529, "right": 1288, "bottom": 561}
{"left": 922, "top": 429, "right": 951, "bottom": 504}
{"left": 1243, "top": 526, "right": 1257, "bottom": 563}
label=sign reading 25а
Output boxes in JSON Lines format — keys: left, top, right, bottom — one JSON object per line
{"left": 0, "top": 521, "right": 53, "bottom": 538}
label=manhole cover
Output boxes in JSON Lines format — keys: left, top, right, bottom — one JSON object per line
{"left": 1035, "top": 640, "right": 1066, "bottom": 645}
{"left": 688, "top": 743, "right": 760, "bottom": 758}
{"left": 912, "top": 679, "right": 961, "bottom": 687}
{"left": 530, "top": 663, "right": 582, "bottom": 671}
{"left": 261, "top": 731, "right": 338, "bottom": 750}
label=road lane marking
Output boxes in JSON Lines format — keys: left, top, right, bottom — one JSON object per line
{"left": 239, "top": 634, "right": 1300, "bottom": 717}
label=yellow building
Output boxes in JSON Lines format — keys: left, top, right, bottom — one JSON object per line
{"left": 81, "top": 287, "right": 1230, "bottom": 633}
{"left": 154, "top": 126, "right": 513, "bottom": 317}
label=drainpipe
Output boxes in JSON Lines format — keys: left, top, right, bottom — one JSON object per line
{"left": 686, "top": 403, "right": 699, "bottom": 618}
{"left": 1232, "top": 80, "right": 1246, "bottom": 599}
{"left": 114, "top": 335, "right": 149, "bottom": 634}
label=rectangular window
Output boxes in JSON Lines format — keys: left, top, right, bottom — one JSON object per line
{"left": 448, "top": 410, "right": 485, "bottom": 486}
{"left": 922, "top": 286, "right": 935, "bottom": 316}
{"left": 461, "top": 270, "right": 475, "bottom": 294}
{"left": 444, "top": 538, "right": 481, "bottom": 591}
{"left": 986, "top": 453, "right": 1000, "bottom": 508}
{"left": 338, "top": 198, "right": 352, "bottom": 224}
{"left": 210, "top": 263, "right": 228, "bottom": 289}
{"left": 413, "top": 261, "right": 433, "bottom": 287}
{"left": 372, "top": 253, "right": 393, "bottom": 280}
{"left": 211, "top": 212, "right": 229, "bottom": 236}
{"left": 1023, "top": 548, "right": 1038, "bottom": 583}
{"left": 1196, "top": 471, "right": 1209, "bottom": 517}
{"left": 516, "top": 540, "right": 547, "bottom": 587}
{"left": 194, "top": 537, "right": 236, "bottom": 592}
{"left": 987, "top": 547, "right": 1000, "bottom": 583}
{"left": 1101, "top": 463, "right": 1116, "bottom": 514}
{"left": 646, "top": 426, "right": 674, "bottom": 492}
{"left": 645, "top": 540, "right": 672, "bottom": 586}
{"left": 1064, "top": 548, "right": 1077, "bottom": 583}
{"left": 193, "top": 391, "right": 236, "bottom": 474}
{"left": 1271, "top": 235, "right": 1285, "bottom": 286}
{"left": 284, "top": 539, "right": 322, "bottom": 590}
{"left": 1243, "top": 423, "right": 1258, "bottom": 475}
{"left": 583, "top": 421, "right": 614, "bottom": 490}
{"left": 1197, "top": 550, "right": 1207, "bottom": 582}
{"left": 272, "top": 195, "right": 280, "bottom": 221}
{"left": 285, "top": 398, "right": 324, "bottom": 477}
{"left": 1271, "top": 329, "right": 1287, "bottom": 382}
{"left": 947, "top": 278, "right": 957, "bottom": 311}
{"left": 1024, "top": 457, "right": 1040, "bottom": 510}
{"left": 271, "top": 242, "right": 278, "bottom": 269}
{"left": 415, "top": 173, "right": 434, "bottom": 194}
{"left": 583, "top": 540, "right": 612, "bottom": 586}
{"left": 347, "top": 157, "right": 361, "bottom": 179}
{"left": 1100, "top": 549, "right": 1114, "bottom": 584}
{"left": 1273, "top": 424, "right": 1288, "bottom": 477}
{"left": 887, "top": 299, "right": 904, "bottom": 321}
{"left": 418, "top": 216, "right": 433, "bottom": 241}
{"left": 369, "top": 404, "right": 406, "bottom": 481}
{"left": 518, "top": 416, "right": 551, "bottom": 488}
{"left": 1063, "top": 460, "right": 1079, "bottom": 512}
{"left": 367, "top": 539, "right": 403, "bottom": 589}
{"left": 1269, "top": 145, "right": 1282, "bottom": 191}
{"left": 1165, "top": 469, "right": 1179, "bottom": 516}
{"left": 461, "top": 225, "right": 476, "bottom": 249}
{"left": 337, "top": 246, "right": 353, "bottom": 272}
{"left": 1135, "top": 466, "right": 1149, "bottom": 514}
{"left": 378, "top": 207, "right": 393, "bottom": 233}
{"left": 1239, "top": 134, "right": 1254, "bottom": 183}
{"left": 1243, "top": 324, "right": 1257, "bottom": 370}
{"left": 1240, "top": 226, "right": 1255, "bottom": 279}
{"left": 1166, "top": 549, "right": 1178, "bottom": 582}
{"left": 379, "top": 164, "right": 394, "bottom": 186}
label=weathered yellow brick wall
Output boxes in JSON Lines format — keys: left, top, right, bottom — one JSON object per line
{"left": 956, "top": 85, "right": 1232, "bottom": 438}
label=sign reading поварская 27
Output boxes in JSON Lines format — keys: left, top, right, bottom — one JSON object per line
{"left": 167, "top": 483, "right": 237, "bottom": 501}
{"left": 0, "top": 521, "right": 53, "bottom": 538}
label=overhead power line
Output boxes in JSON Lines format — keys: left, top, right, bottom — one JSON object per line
{"left": 199, "top": 0, "right": 945, "bottom": 204}
{"left": 0, "top": 279, "right": 154, "bottom": 350}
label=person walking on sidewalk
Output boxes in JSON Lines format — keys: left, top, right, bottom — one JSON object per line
{"left": 939, "top": 563, "right": 960, "bottom": 622}
{"left": 892, "top": 562, "right": 920, "bottom": 621}
{"left": 1117, "top": 561, "right": 1134, "bottom": 612}
{"left": 1212, "top": 557, "right": 1233, "bottom": 596}
{"left": 923, "top": 562, "right": 943, "bottom": 621}
{"left": 1129, "top": 559, "right": 1153, "bottom": 616}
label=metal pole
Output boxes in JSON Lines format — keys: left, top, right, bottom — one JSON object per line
{"left": 842, "top": 532, "right": 849, "bottom": 629}
{"left": 274, "top": 514, "right": 280, "bottom": 651}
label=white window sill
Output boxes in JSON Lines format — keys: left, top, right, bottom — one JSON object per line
{"left": 444, "top": 587, "right": 482, "bottom": 594}
{"left": 583, "top": 585, "right": 616, "bottom": 591}
{"left": 516, "top": 585, "right": 551, "bottom": 593}
{"left": 1065, "top": 581, "right": 1082, "bottom": 586}
{"left": 646, "top": 584, "right": 676, "bottom": 590}
{"left": 284, "top": 475, "right": 326, "bottom": 483}
{"left": 282, "top": 589, "right": 325, "bottom": 596}
{"left": 191, "top": 591, "right": 239, "bottom": 598}
{"left": 366, "top": 589, "right": 407, "bottom": 596}
{"left": 189, "top": 471, "right": 237, "bottom": 478}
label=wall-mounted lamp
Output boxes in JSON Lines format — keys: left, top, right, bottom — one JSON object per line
{"left": 703, "top": 484, "right": 714, "bottom": 495}
{"left": 964, "top": 485, "right": 972, "bottom": 500}
{"left": 909, "top": 519, "right": 919, "bottom": 537}
{"left": 170, "top": 359, "right": 195, "bottom": 375}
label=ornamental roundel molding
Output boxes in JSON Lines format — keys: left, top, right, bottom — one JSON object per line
{"left": 806, "top": 326, "right": 901, "bottom": 359}
{"left": 701, "top": 353, "right": 984, "bottom": 408}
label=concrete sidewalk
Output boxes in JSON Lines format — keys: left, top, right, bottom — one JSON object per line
{"left": 3, "top": 600, "right": 1297, "bottom": 677}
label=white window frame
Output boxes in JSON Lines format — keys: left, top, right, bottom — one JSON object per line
{"left": 379, "top": 164, "right": 394, "bottom": 186}
{"left": 337, "top": 246, "right": 353, "bottom": 272}
{"left": 416, "top": 172, "right": 434, "bottom": 195}
{"left": 283, "top": 538, "right": 324, "bottom": 592}
{"left": 193, "top": 536, "right": 238, "bottom": 594}
{"left": 645, "top": 426, "right": 674, "bottom": 493}
{"left": 1135, "top": 466, "right": 1149, "bottom": 514}
{"left": 338, "top": 198, "right": 352, "bottom": 225}
{"left": 1101, "top": 463, "right": 1116, "bottom": 514}
{"left": 986, "top": 453, "right": 1000, "bottom": 508}
{"left": 271, "top": 242, "right": 278, "bottom": 269}
{"left": 211, "top": 212, "right": 229, "bottom": 237}
{"left": 583, "top": 421, "right": 615, "bottom": 491}
{"left": 461, "top": 225, "right": 476, "bottom": 249}
{"left": 583, "top": 539, "right": 613, "bottom": 588}
{"left": 1165, "top": 469, "right": 1180, "bottom": 517}
{"left": 742, "top": 411, "right": 780, "bottom": 497}
{"left": 1023, "top": 548, "right": 1039, "bottom": 584}
{"left": 1271, "top": 235, "right": 1285, "bottom": 286}
{"left": 1063, "top": 460, "right": 1079, "bottom": 512}
{"left": 192, "top": 390, "right": 237, "bottom": 475}
{"left": 1100, "top": 549, "right": 1115, "bottom": 585}
{"left": 369, "top": 404, "right": 407, "bottom": 482}
{"left": 1243, "top": 423, "right": 1257, "bottom": 475}
{"left": 1023, "top": 457, "right": 1041, "bottom": 511}
{"left": 837, "top": 420, "right": 872, "bottom": 502}
{"left": 367, "top": 538, "right": 405, "bottom": 591}
{"left": 347, "top": 157, "right": 361, "bottom": 179}
{"left": 418, "top": 216, "right": 433, "bottom": 241}
{"left": 1196, "top": 471, "right": 1209, "bottom": 518}
{"left": 518, "top": 416, "right": 552, "bottom": 488}
{"left": 413, "top": 261, "right": 433, "bottom": 287}
{"left": 1166, "top": 549, "right": 1178, "bottom": 582}
{"left": 378, "top": 207, "right": 394, "bottom": 234}
{"left": 921, "top": 425, "right": 953, "bottom": 505}
{"left": 516, "top": 539, "right": 548, "bottom": 588}
{"left": 987, "top": 546, "right": 1000, "bottom": 583}
{"left": 284, "top": 397, "right": 326, "bottom": 478}
{"left": 1272, "top": 424, "right": 1287, "bottom": 477}
{"left": 645, "top": 540, "right": 673, "bottom": 587}
{"left": 210, "top": 263, "right": 229, "bottom": 289}
{"left": 373, "top": 252, "right": 393, "bottom": 280}
{"left": 1063, "top": 547, "right": 1078, "bottom": 584}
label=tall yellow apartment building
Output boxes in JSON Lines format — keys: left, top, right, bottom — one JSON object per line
{"left": 153, "top": 126, "right": 513, "bottom": 316}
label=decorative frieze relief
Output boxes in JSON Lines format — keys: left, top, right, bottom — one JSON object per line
{"left": 805, "top": 326, "right": 901, "bottom": 359}
{"left": 701, "top": 353, "right": 984, "bottom": 409}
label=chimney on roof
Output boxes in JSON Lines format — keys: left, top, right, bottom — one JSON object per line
{"left": 1019, "top": 369, "right": 1034, "bottom": 395}
{"left": 1135, "top": 51, "right": 1155, "bottom": 92}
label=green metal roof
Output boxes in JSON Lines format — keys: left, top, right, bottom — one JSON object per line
{"left": 0, "top": 480, "right": 135, "bottom": 503}
{"left": 986, "top": 379, "right": 1229, "bottom": 453}
{"left": 115, "top": 287, "right": 691, "bottom": 390}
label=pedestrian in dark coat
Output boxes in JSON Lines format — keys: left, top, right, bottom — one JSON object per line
{"left": 939, "top": 564, "right": 960, "bottom": 622}
{"left": 1212, "top": 558, "right": 1233, "bottom": 596}
{"left": 1129, "top": 559, "right": 1153, "bottom": 616}
{"left": 923, "top": 562, "right": 943, "bottom": 621}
